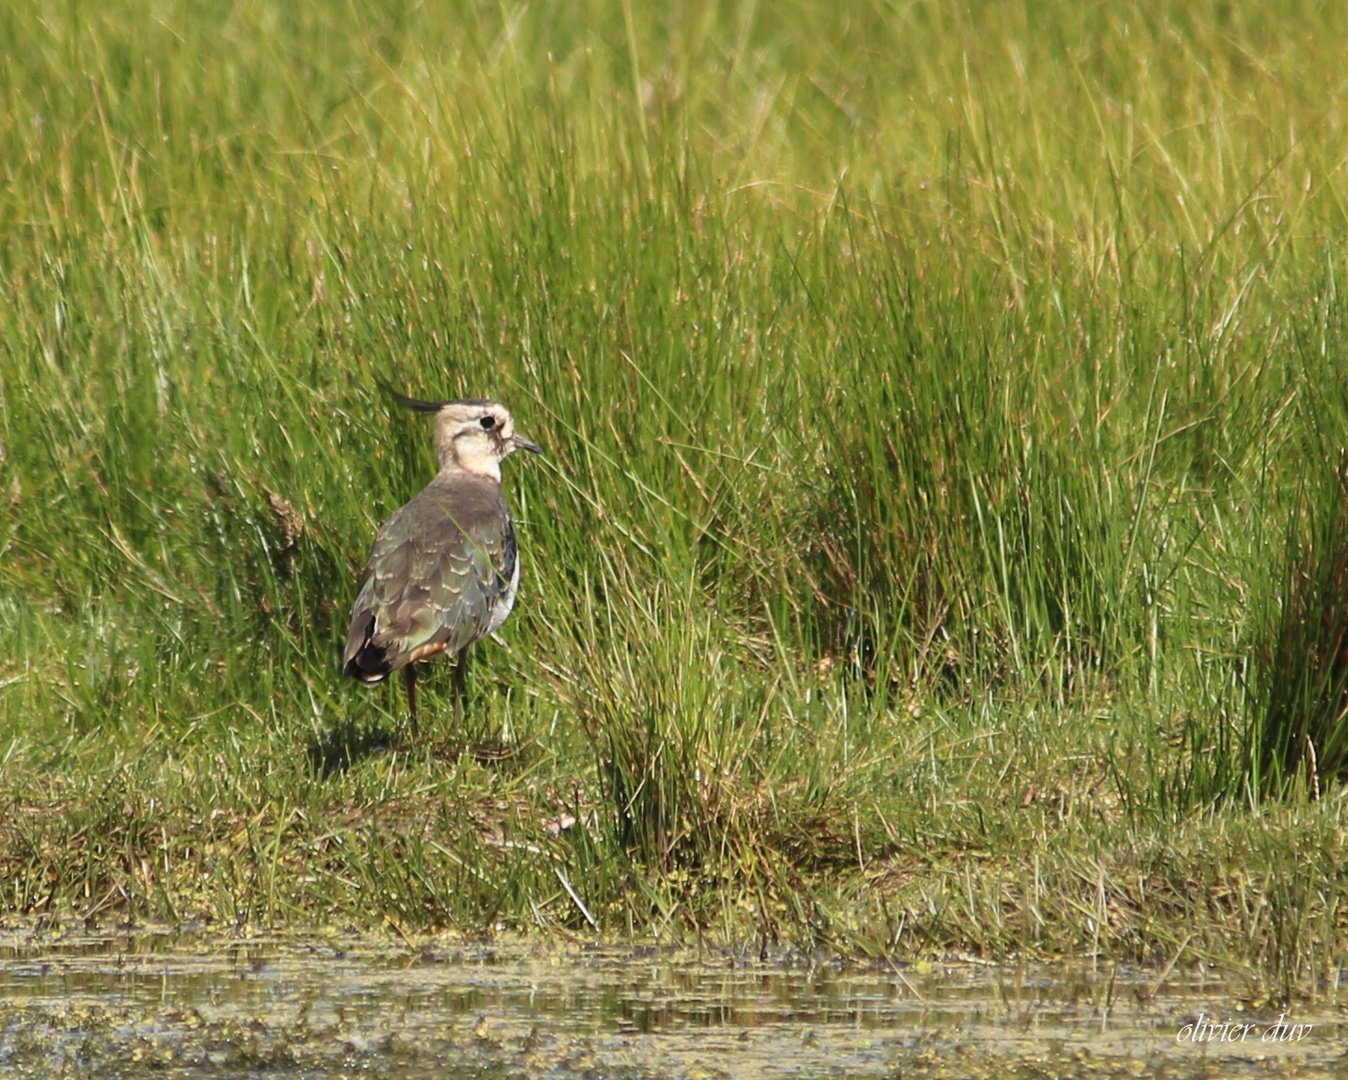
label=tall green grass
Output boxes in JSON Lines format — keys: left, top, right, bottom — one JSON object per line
{"left": 2, "top": 0, "right": 1348, "bottom": 995}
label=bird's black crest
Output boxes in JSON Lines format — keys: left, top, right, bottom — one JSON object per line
{"left": 376, "top": 378, "right": 492, "bottom": 413}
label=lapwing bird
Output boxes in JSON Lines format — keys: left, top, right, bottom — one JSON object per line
{"left": 342, "top": 383, "right": 542, "bottom": 732}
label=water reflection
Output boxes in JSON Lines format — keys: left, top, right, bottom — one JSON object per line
{"left": 0, "top": 927, "right": 1342, "bottom": 1079}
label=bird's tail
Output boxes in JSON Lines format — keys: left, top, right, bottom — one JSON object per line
{"left": 343, "top": 647, "right": 391, "bottom": 684}
{"left": 342, "top": 612, "right": 392, "bottom": 683}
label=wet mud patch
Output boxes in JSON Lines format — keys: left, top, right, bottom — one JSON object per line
{"left": 0, "top": 926, "right": 1344, "bottom": 1078}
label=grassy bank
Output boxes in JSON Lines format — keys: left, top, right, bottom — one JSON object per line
{"left": 2, "top": 0, "right": 1348, "bottom": 1001}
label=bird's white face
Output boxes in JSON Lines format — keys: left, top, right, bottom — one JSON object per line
{"left": 432, "top": 401, "right": 541, "bottom": 479}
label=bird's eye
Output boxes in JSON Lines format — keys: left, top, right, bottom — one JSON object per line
{"left": 480, "top": 415, "right": 497, "bottom": 430}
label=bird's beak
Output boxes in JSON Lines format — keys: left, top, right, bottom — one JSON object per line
{"left": 513, "top": 434, "right": 544, "bottom": 455}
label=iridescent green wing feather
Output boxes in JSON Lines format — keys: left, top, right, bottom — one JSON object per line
{"left": 344, "top": 475, "right": 512, "bottom": 675}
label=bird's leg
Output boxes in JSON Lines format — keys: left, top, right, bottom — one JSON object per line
{"left": 403, "top": 664, "right": 419, "bottom": 738}
{"left": 452, "top": 647, "right": 470, "bottom": 728}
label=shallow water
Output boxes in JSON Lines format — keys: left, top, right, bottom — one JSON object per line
{"left": 0, "top": 925, "right": 1343, "bottom": 1079}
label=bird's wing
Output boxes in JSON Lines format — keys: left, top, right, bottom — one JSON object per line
{"left": 343, "top": 478, "right": 515, "bottom": 676}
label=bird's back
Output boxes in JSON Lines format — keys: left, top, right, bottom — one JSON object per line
{"left": 342, "top": 471, "right": 518, "bottom": 683}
